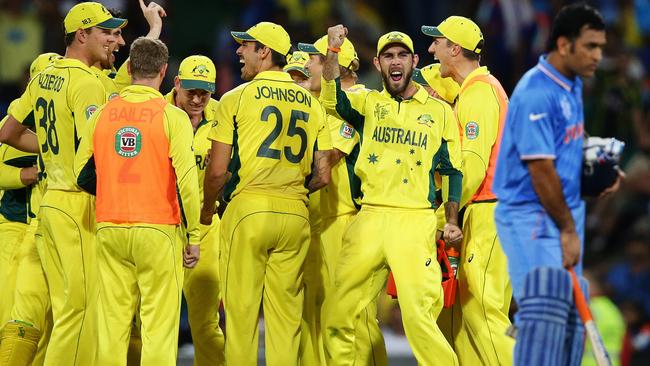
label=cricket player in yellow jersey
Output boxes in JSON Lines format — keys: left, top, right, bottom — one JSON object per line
{"left": 0, "top": 53, "right": 59, "bottom": 366}
{"left": 200, "top": 21, "right": 332, "bottom": 366}
{"left": 74, "top": 37, "right": 200, "bottom": 366}
{"left": 0, "top": 3, "right": 127, "bottom": 365}
{"left": 165, "top": 55, "right": 225, "bottom": 366}
{"left": 298, "top": 35, "right": 388, "bottom": 366}
{"left": 97, "top": 0, "right": 167, "bottom": 97}
{"left": 0, "top": 114, "right": 38, "bottom": 326}
{"left": 320, "top": 26, "right": 463, "bottom": 366}
{"left": 282, "top": 47, "right": 326, "bottom": 366}
{"left": 424, "top": 16, "right": 514, "bottom": 365}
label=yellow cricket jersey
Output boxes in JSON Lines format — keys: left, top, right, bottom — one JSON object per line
{"left": 321, "top": 115, "right": 360, "bottom": 219}
{"left": 114, "top": 58, "right": 131, "bottom": 92}
{"left": 92, "top": 66, "right": 120, "bottom": 100}
{"left": 209, "top": 70, "right": 332, "bottom": 203}
{"left": 74, "top": 85, "right": 201, "bottom": 245}
{"left": 320, "top": 84, "right": 366, "bottom": 219}
{"left": 0, "top": 112, "right": 38, "bottom": 223}
{"left": 320, "top": 78, "right": 462, "bottom": 209}
{"left": 164, "top": 89, "right": 220, "bottom": 206}
{"left": 455, "top": 66, "right": 503, "bottom": 207}
{"left": 9, "top": 57, "right": 106, "bottom": 192}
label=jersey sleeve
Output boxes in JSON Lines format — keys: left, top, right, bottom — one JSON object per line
{"left": 9, "top": 88, "right": 34, "bottom": 124}
{"left": 71, "top": 75, "right": 106, "bottom": 144}
{"left": 315, "top": 105, "right": 332, "bottom": 151}
{"left": 435, "top": 101, "right": 463, "bottom": 230}
{"left": 165, "top": 107, "right": 201, "bottom": 246}
{"left": 319, "top": 77, "right": 367, "bottom": 129}
{"left": 208, "top": 90, "right": 238, "bottom": 145}
{"left": 328, "top": 115, "right": 359, "bottom": 155}
{"left": 113, "top": 58, "right": 132, "bottom": 92}
{"left": 456, "top": 84, "right": 499, "bottom": 207}
{"left": 509, "top": 91, "right": 556, "bottom": 160}
{"left": 0, "top": 160, "right": 25, "bottom": 190}
{"left": 74, "top": 106, "right": 102, "bottom": 194}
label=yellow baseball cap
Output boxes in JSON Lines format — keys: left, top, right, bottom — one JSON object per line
{"left": 64, "top": 2, "right": 127, "bottom": 34}
{"left": 177, "top": 55, "right": 216, "bottom": 93}
{"left": 414, "top": 64, "right": 460, "bottom": 104}
{"left": 283, "top": 51, "right": 310, "bottom": 78}
{"left": 421, "top": 16, "right": 483, "bottom": 54}
{"left": 376, "top": 31, "right": 414, "bottom": 56}
{"left": 29, "top": 53, "right": 62, "bottom": 80}
{"left": 231, "top": 22, "right": 292, "bottom": 56}
{"left": 297, "top": 35, "right": 359, "bottom": 69}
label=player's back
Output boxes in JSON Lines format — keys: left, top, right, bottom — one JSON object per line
{"left": 215, "top": 70, "right": 326, "bottom": 202}
{"left": 18, "top": 58, "right": 105, "bottom": 192}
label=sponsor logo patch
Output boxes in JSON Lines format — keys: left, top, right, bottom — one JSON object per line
{"left": 465, "top": 121, "right": 479, "bottom": 140}
{"left": 114, "top": 127, "right": 142, "bottom": 158}
{"left": 85, "top": 105, "right": 98, "bottom": 119}
{"left": 339, "top": 123, "right": 355, "bottom": 139}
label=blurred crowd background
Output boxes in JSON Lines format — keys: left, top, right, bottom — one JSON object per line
{"left": 0, "top": 0, "right": 649, "bottom": 364}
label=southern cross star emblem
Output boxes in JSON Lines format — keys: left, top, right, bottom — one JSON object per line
{"left": 409, "top": 149, "right": 415, "bottom": 155}
{"left": 368, "top": 153, "right": 379, "bottom": 164}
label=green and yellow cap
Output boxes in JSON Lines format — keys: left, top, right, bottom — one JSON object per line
{"left": 421, "top": 16, "right": 483, "bottom": 54}
{"left": 29, "top": 53, "right": 62, "bottom": 80}
{"left": 64, "top": 2, "right": 127, "bottom": 34}
{"left": 177, "top": 55, "right": 216, "bottom": 93}
{"left": 231, "top": 22, "right": 292, "bottom": 56}
{"left": 297, "top": 35, "right": 359, "bottom": 69}
{"left": 283, "top": 51, "right": 311, "bottom": 78}
{"left": 376, "top": 31, "right": 414, "bottom": 56}
{"left": 414, "top": 64, "right": 460, "bottom": 104}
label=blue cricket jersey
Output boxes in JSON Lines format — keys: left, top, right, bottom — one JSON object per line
{"left": 493, "top": 55, "right": 585, "bottom": 209}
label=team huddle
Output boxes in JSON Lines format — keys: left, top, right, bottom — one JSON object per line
{"left": 0, "top": 1, "right": 617, "bottom": 366}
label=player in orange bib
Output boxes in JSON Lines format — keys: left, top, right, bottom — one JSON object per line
{"left": 423, "top": 16, "right": 514, "bottom": 365}
{"left": 75, "top": 38, "right": 201, "bottom": 366}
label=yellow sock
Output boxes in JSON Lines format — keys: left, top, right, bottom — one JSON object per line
{"left": 0, "top": 321, "right": 41, "bottom": 366}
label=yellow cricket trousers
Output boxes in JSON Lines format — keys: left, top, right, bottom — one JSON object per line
{"left": 95, "top": 223, "right": 184, "bottom": 366}
{"left": 300, "top": 211, "right": 325, "bottom": 366}
{"left": 440, "top": 202, "right": 513, "bottom": 365}
{"left": 183, "top": 215, "right": 225, "bottom": 366}
{"left": 0, "top": 218, "right": 27, "bottom": 325}
{"left": 323, "top": 206, "right": 458, "bottom": 366}
{"left": 37, "top": 190, "right": 97, "bottom": 366}
{"left": 320, "top": 213, "right": 387, "bottom": 366}
{"left": 220, "top": 192, "right": 310, "bottom": 366}
{"left": 9, "top": 218, "right": 53, "bottom": 366}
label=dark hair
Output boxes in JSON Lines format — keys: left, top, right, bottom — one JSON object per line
{"left": 254, "top": 42, "right": 288, "bottom": 68}
{"left": 547, "top": 3, "right": 605, "bottom": 52}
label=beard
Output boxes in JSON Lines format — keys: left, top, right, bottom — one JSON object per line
{"left": 381, "top": 67, "right": 413, "bottom": 97}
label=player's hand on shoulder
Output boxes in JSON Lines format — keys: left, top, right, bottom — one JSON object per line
{"left": 328, "top": 25, "right": 348, "bottom": 49}
{"left": 183, "top": 244, "right": 200, "bottom": 268}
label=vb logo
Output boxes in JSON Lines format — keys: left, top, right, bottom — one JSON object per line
{"left": 115, "top": 127, "right": 142, "bottom": 158}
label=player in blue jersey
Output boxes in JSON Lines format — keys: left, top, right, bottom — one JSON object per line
{"left": 493, "top": 4, "right": 619, "bottom": 366}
